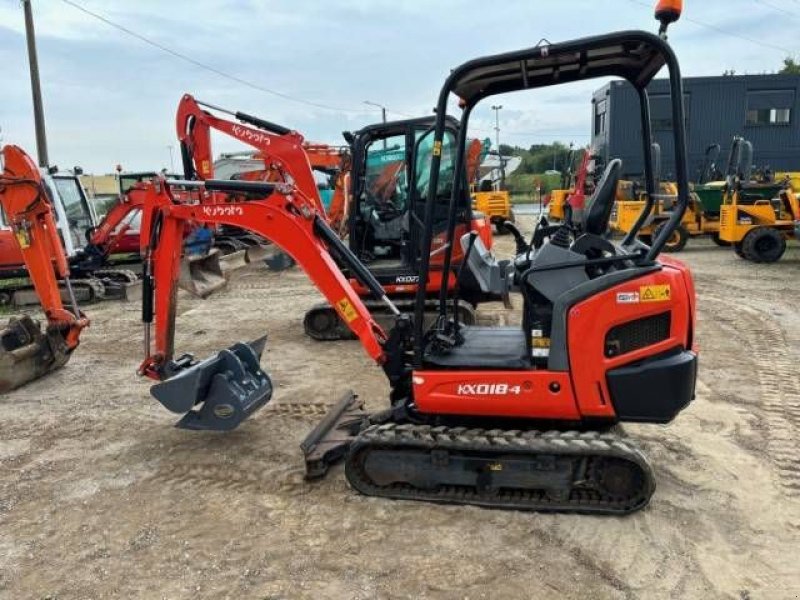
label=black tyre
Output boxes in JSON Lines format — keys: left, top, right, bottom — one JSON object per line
{"left": 733, "top": 242, "right": 745, "bottom": 258}
{"left": 741, "top": 227, "right": 786, "bottom": 263}
{"left": 655, "top": 222, "right": 689, "bottom": 253}
{"left": 711, "top": 233, "right": 731, "bottom": 247}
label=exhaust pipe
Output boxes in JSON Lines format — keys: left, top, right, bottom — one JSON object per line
{"left": 150, "top": 336, "right": 272, "bottom": 431}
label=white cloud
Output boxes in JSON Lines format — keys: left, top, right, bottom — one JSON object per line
{"left": 1, "top": 0, "right": 798, "bottom": 171}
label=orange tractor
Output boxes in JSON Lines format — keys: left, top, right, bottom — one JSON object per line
{"left": 0, "top": 145, "right": 90, "bottom": 392}
{"left": 137, "top": 2, "right": 697, "bottom": 515}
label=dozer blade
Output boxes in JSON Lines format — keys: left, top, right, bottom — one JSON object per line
{"left": 300, "top": 390, "right": 370, "bottom": 479}
{"left": 178, "top": 248, "right": 228, "bottom": 298}
{"left": 150, "top": 336, "right": 272, "bottom": 431}
{"left": 218, "top": 249, "right": 248, "bottom": 273}
{"left": 0, "top": 315, "right": 71, "bottom": 393}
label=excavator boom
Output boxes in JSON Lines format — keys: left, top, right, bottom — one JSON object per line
{"left": 139, "top": 176, "right": 396, "bottom": 429}
{"left": 0, "top": 145, "right": 89, "bottom": 392}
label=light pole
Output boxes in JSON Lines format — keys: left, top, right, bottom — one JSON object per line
{"left": 491, "top": 105, "right": 503, "bottom": 150}
{"left": 22, "top": 0, "right": 49, "bottom": 167}
{"left": 167, "top": 145, "right": 175, "bottom": 173}
{"left": 364, "top": 100, "right": 387, "bottom": 149}
{"left": 491, "top": 105, "right": 504, "bottom": 188}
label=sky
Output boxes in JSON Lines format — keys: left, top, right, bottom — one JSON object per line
{"left": 0, "top": 0, "right": 798, "bottom": 173}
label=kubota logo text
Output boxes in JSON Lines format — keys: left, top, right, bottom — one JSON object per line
{"left": 202, "top": 206, "right": 244, "bottom": 217}
{"left": 457, "top": 383, "right": 522, "bottom": 395}
{"left": 231, "top": 124, "right": 271, "bottom": 146}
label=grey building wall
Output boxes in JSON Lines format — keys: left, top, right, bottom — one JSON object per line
{"left": 592, "top": 74, "right": 800, "bottom": 180}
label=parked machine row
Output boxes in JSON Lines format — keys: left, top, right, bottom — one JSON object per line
{"left": 3, "top": 1, "right": 705, "bottom": 516}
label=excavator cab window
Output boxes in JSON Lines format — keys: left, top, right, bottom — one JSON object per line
{"left": 52, "top": 176, "right": 94, "bottom": 248}
{"left": 412, "top": 128, "right": 458, "bottom": 238}
{"left": 357, "top": 134, "right": 409, "bottom": 263}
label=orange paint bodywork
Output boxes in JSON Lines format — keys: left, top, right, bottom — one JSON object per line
{"left": 413, "top": 257, "right": 695, "bottom": 420}
{"left": 0, "top": 145, "right": 89, "bottom": 348}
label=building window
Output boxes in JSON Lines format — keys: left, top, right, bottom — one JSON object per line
{"left": 649, "top": 93, "right": 691, "bottom": 131}
{"left": 746, "top": 89, "right": 794, "bottom": 126}
{"left": 746, "top": 107, "right": 791, "bottom": 126}
{"left": 594, "top": 99, "right": 607, "bottom": 135}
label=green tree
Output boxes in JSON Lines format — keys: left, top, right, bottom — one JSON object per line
{"left": 779, "top": 57, "right": 800, "bottom": 75}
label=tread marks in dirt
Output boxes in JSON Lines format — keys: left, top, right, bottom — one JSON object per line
{"left": 706, "top": 296, "right": 800, "bottom": 497}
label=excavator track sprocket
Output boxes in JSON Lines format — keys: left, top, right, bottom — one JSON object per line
{"left": 344, "top": 423, "right": 655, "bottom": 515}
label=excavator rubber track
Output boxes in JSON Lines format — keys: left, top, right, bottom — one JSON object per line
{"left": 0, "top": 278, "right": 105, "bottom": 307}
{"left": 344, "top": 423, "right": 655, "bottom": 515}
{"left": 303, "top": 299, "right": 477, "bottom": 341}
{"left": 92, "top": 269, "right": 142, "bottom": 301}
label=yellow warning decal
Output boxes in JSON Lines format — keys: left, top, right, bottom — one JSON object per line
{"left": 432, "top": 140, "right": 442, "bottom": 157}
{"left": 336, "top": 297, "right": 359, "bottom": 323}
{"left": 14, "top": 230, "right": 30, "bottom": 249}
{"left": 640, "top": 284, "right": 671, "bottom": 303}
{"left": 201, "top": 159, "right": 211, "bottom": 175}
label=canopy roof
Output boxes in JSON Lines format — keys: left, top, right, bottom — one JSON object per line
{"left": 451, "top": 31, "right": 670, "bottom": 104}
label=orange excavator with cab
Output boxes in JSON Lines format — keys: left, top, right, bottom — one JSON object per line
{"left": 175, "top": 97, "right": 500, "bottom": 339}
{"left": 138, "top": 1, "right": 696, "bottom": 515}
{"left": 0, "top": 145, "right": 89, "bottom": 392}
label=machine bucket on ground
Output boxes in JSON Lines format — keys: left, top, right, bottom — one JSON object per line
{"left": 149, "top": 336, "right": 271, "bottom": 431}
{"left": 0, "top": 316, "right": 73, "bottom": 393}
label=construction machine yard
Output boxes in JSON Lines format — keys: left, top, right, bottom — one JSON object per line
{"left": 0, "top": 216, "right": 797, "bottom": 599}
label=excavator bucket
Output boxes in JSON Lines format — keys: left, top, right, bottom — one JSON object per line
{"left": 150, "top": 336, "right": 272, "bottom": 431}
{"left": 218, "top": 249, "right": 248, "bottom": 273}
{"left": 0, "top": 315, "right": 72, "bottom": 393}
{"left": 178, "top": 248, "right": 228, "bottom": 298}
{"left": 244, "top": 243, "right": 270, "bottom": 264}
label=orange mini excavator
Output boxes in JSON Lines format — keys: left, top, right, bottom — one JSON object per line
{"left": 173, "top": 96, "right": 498, "bottom": 339}
{"left": 0, "top": 145, "right": 89, "bottom": 392}
{"left": 138, "top": 2, "right": 696, "bottom": 515}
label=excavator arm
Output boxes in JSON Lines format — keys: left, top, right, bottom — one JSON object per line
{"left": 0, "top": 145, "right": 89, "bottom": 392}
{"left": 138, "top": 176, "right": 399, "bottom": 429}
{"left": 86, "top": 187, "right": 144, "bottom": 253}
{"left": 176, "top": 94, "right": 325, "bottom": 214}
{"left": 138, "top": 176, "right": 400, "bottom": 429}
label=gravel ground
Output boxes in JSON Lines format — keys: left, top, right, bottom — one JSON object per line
{"left": 1, "top": 217, "right": 799, "bottom": 599}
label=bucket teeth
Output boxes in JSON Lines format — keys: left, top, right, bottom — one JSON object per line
{"left": 150, "top": 336, "right": 272, "bottom": 431}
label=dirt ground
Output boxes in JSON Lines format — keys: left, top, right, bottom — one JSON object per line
{"left": 1, "top": 217, "right": 799, "bottom": 599}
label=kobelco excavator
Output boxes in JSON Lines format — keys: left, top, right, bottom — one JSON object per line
{"left": 138, "top": 0, "right": 696, "bottom": 515}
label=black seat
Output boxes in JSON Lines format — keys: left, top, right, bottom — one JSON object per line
{"left": 423, "top": 326, "right": 529, "bottom": 370}
{"left": 582, "top": 159, "right": 622, "bottom": 235}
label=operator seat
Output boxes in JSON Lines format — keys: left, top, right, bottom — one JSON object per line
{"left": 582, "top": 158, "right": 621, "bottom": 236}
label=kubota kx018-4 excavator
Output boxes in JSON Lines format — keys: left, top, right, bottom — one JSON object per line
{"left": 138, "top": 1, "right": 696, "bottom": 515}
{"left": 0, "top": 145, "right": 90, "bottom": 392}
{"left": 174, "top": 96, "right": 499, "bottom": 339}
